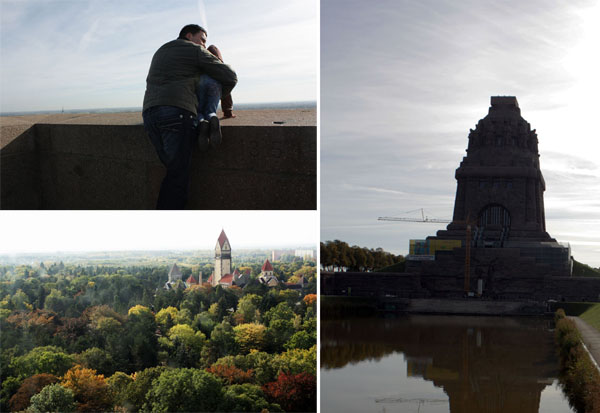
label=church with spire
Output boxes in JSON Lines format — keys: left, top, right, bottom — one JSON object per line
{"left": 207, "top": 229, "right": 249, "bottom": 288}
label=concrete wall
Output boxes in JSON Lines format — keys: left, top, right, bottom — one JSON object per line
{"left": 1, "top": 123, "right": 316, "bottom": 209}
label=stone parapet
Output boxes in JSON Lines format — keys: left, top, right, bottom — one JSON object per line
{"left": 1, "top": 110, "right": 316, "bottom": 209}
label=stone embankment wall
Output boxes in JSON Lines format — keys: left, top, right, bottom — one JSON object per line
{"left": 321, "top": 271, "right": 600, "bottom": 313}
{"left": 1, "top": 114, "right": 316, "bottom": 209}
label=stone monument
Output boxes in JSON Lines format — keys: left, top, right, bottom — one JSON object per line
{"left": 408, "top": 97, "right": 572, "bottom": 298}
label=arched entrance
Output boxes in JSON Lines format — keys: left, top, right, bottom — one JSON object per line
{"left": 476, "top": 204, "right": 511, "bottom": 246}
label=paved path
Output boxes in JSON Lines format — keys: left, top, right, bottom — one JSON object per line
{"left": 570, "top": 316, "right": 600, "bottom": 370}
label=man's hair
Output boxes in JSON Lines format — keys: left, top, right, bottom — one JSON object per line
{"left": 178, "top": 24, "right": 207, "bottom": 40}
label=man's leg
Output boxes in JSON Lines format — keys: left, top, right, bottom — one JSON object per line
{"left": 221, "top": 93, "right": 235, "bottom": 118}
{"left": 143, "top": 106, "right": 196, "bottom": 209}
{"left": 196, "top": 74, "right": 223, "bottom": 147}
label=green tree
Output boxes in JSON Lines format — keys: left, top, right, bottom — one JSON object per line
{"left": 124, "top": 366, "right": 166, "bottom": 412}
{"left": 127, "top": 305, "right": 158, "bottom": 371}
{"left": 267, "top": 319, "right": 295, "bottom": 353}
{"left": 155, "top": 306, "right": 178, "bottom": 334}
{"left": 235, "top": 294, "right": 261, "bottom": 324}
{"left": 10, "top": 346, "right": 74, "bottom": 379}
{"left": 263, "top": 302, "right": 295, "bottom": 327}
{"left": 221, "top": 383, "right": 283, "bottom": 412}
{"left": 208, "top": 321, "right": 239, "bottom": 360}
{"left": 167, "top": 324, "right": 206, "bottom": 368}
{"left": 29, "top": 383, "right": 75, "bottom": 413}
{"left": 143, "top": 368, "right": 223, "bottom": 412}
{"left": 77, "top": 347, "right": 115, "bottom": 376}
{"left": 192, "top": 311, "right": 216, "bottom": 338}
{"left": 107, "top": 371, "right": 133, "bottom": 408}
{"left": 285, "top": 330, "right": 314, "bottom": 350}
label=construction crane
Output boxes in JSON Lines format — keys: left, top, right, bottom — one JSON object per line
{"left": 378, "top": 208, "right": 478, "bottom": 295}
{"left": 378, "top": 208, "right": 451, "bottom": 224}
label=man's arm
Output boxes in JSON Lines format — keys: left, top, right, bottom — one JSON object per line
{"left": 196, "top": 47, "right": 237, "bottom": 96}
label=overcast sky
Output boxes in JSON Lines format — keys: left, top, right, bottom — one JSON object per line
{"left": 0, "top": 0, "right": 317, "bottom": 113}
{"left": 0, "top": 211, "right": 318, "bottom": 255}
{"left": 321, "top": 0, "right": 600, "bottom": 267}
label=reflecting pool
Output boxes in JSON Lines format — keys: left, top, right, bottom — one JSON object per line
{"left": 321, "top": 315, "right": 572, "bottom": 412}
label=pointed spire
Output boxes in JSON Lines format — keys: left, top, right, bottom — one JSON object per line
{"left": 217, "top": 229, "right": 229, "bottom": 248}
{"left": 262, "top": 259, "right": 274, "bottom": 272}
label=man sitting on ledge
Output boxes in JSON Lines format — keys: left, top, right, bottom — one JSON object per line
{"left": 143, "top": 24, "right": 237, "bottom": 210}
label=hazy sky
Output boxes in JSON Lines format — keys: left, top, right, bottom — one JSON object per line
{"left": 0, "top": 211, "right": 318, "bottom": 255}
{"left": 0, "top": 0, "right": 317, "bottom": 112}
{"left": 321, "top": 0, "right": 600, "bottom": 267}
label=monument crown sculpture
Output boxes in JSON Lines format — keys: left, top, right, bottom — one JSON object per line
{"left": 439, "top": 96, "right": 551, "bottom": 243}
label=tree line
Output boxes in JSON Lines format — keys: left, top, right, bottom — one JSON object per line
{"left": 320, "top": 240, "right": 404, "bottom": 272}
{"left": 0, "top": 262, "right": 316, "bottom": 412}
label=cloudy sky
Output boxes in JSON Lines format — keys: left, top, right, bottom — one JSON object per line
{"left": 0, "top": 0, "right": 317, "bottom": 113}
{"left": 321, "top": 0, "right": 600, "bottom": 267}
{"left": 0, "top": 211, "right": 318, "bottom": 255}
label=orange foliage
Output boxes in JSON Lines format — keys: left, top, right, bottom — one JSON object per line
{"left": 61, "top": 365, "right": 112, "bottom": 412}
{"left": 206, "top": 364, "right": 254, "bottom": 385}
{"left": 303, "top": 294, "right": 317, "bottom": 307}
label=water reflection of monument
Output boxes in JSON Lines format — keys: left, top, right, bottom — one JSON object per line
{"left": 321, "top": 316, "right": 562, "bottom": 413}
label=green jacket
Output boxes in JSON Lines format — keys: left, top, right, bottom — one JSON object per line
{"left": 143, "top": 39, "right": 238, "bottom": 115}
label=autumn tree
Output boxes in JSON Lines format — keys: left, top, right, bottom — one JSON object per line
{"left": 9, "top": 373, "right": 58, "bottom": 412}
{"left": 61, "top": 365, "right": 112, "bottom": 412}
{"left": 263, "top": 371, "right": 316, "bottom": 412}
{"left": 233, "top": 323, "right": 267, "bottom": 353}
{"left": 205, "top": 364, "right": 254, "bottom": 385}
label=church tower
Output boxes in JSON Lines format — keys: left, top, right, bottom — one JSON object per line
{"left": 213, "top": 229, "right": 232, "bottom": 286}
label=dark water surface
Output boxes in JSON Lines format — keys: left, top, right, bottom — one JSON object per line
{"left": 321, "top": 315, "right": 573, "bottom": 413}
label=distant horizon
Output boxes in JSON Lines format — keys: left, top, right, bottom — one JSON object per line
{"left": 0, "top": 100, "right": 317, "bottom": 117}
{"left": 0, "top": 245, "right": 316, "bottom": 256}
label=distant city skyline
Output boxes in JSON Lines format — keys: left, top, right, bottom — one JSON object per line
{"left": 0, "top": 0, "right": 317, "bottom": 113}
{"left": 321, "top": 0, "right": 600, "bottom": 267}
{"left": 0, "top": 211, "right": 318, "bottom": 256}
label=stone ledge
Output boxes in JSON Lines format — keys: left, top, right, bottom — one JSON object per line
{"left": 1, "top": 110, "right": 316, "bottom": 210}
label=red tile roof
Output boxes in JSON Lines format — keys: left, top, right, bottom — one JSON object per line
{"left": 217, "top": 229, "right": 229, "bottom": 248}
{"left": 262, "top": 259, "right": 274, "bottom": 271}
{"left": 219, "top": 274, "right": 233, "bottom": 285}
{"left": 207, "top": 274, "right": 214, "bottom": 283}
{"left": 186, "top": 275, "right": 198, "bottom": 285}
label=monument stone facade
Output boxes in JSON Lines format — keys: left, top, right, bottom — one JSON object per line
{"left": 407, "top": 96, "right": 572, "bottom": 298}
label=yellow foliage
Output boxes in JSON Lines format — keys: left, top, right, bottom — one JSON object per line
{"left": 234, "top": 323, "right": 267, "bottom": 353}
{"left": 128, "top": 305, "right": 152, "bottom": 317}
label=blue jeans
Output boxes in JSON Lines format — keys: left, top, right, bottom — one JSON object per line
{"left": 143, "top": 106, "right": 197, "bottom": 209}
{"left": 196, "top": 74, "right": 221, "bottom": 121}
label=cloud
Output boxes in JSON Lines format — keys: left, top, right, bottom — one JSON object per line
{"left": 1, "top": 0, "right": 317, "bottom": 112}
